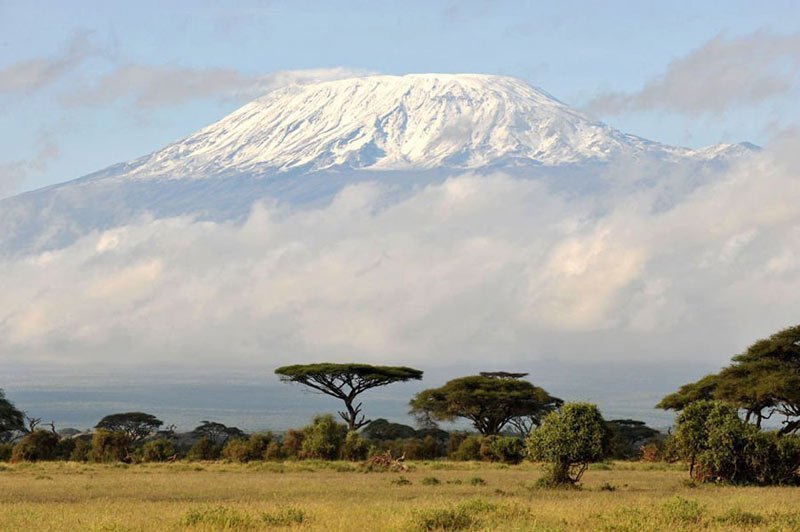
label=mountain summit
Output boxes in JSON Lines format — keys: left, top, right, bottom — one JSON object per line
{"left": 111, "top": 74, "right": 744, "bottom": 181}
{"left": 0, "top": 74, "right": 755, "bottom": 255}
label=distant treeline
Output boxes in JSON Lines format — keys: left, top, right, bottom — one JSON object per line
{"left": 2, "top": 324, "right": 800, "bottom": 486}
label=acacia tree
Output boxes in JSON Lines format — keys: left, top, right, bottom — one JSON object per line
{"left": 191, "top": 421, "right": 245, "bottom": 445}
{"left": 0, "top": 389, "right": 25, "bottom": 443}
{"left": 658, "top": 324, "right": 800, "bottom": 434}
{"left": 409, "top": 374, "right": 562, "bottom": 435}
{"left": 95, "top": 412, "right": 164, "bottom": 442}
{"left": 274, "top": 363, "right": 424, "bottom": 430}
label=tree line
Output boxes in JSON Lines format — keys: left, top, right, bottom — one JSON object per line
{"left": 2, "top": 324, "right": 800, "bottom": 486}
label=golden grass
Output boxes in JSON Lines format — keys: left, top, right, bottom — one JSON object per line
{"left": 0, "top": 460, "right": 798, "bottom": 530}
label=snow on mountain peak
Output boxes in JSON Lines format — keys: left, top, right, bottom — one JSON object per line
{"left": 112, "top": 73, "right": 752, "bottom": 181}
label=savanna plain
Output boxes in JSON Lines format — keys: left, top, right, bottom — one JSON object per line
{"left": 2, "top": 460, "right": 799, "bottom": 531}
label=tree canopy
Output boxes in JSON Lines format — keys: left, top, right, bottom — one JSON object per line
{"left": 658, "top": 324, "right": 800, "bottom": 434}
{"left": 274, "top": 363, "right": 424, "bottom": 430}
{"left": 95, "top": 412, "right": 164, "bottom": 442}
{"left": 191, "top": 421, "right": 245, "bottom": 445}
{"left": 408, "top": 374, "right": 562, "bottom": 435}
{"left": 0, "top": 388, "right": 25, "bottom": 443}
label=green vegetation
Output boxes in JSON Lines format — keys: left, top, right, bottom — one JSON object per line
{"left": 274, "top": 363, "right": 423, "bottom": 430}
{"left": 409, "top": 373, "right": 561, "bottom": 435}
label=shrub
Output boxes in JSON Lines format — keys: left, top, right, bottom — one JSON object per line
{"left": 412, "top": 507, "right": 474, "bottom": 531}
{"left": 301, "top": 415, "right": 347, "bottom": 460}
{"left": 264, "top": 440, "right": 283, "bottom": 461}
{"left": 526, "top": 402, "right": 608, "bottom": 485}
{"left": 480, "top": 435, "right": 525, "bottom": 464}
{"left": 0, "top": 443, "right": 13, "bottom": 462}
{"left": 247, "top": 432, "right": 273, "bottom": 460}
{"left": 422, "top": 476, "right": 441, "bottom": 485}
{"left": 139, "top": 438, "right": 176, "bottom": 462}
{"left": 715, "top": 508, "right": 764, "bottom": 527}
{"left": 221, "top": 438, "right": 251, "bottom": 463}
{"left": 70, "top": 438, "right": 91, "bottom": 462}
{"left": 90, "top": 429, "right": 131, "bottom": 463}
{"left": 452, "top": 435, "right": 482, "bottom": 461}
{"left": 11, "top": 430, "right": 60, "bottom": 462}
{"left": 362, "top": 418, "right": 416, "bottom": 440}
{"left": 281, "top": 429, "right": 305, "bottom": 459}
{"left": 420, "top": 435, "right": 441, "bottom": 459}
{"left": 469, "top": 476, "right": 487, "bottom": 486}
{"left": 341, "top": 431, "right": 368, "bottom": 461}
{"left": 661, "top": 496, "right": 704, "bottom": 524}
{"left": 182, "top": 506, "right": 253, "bottom": 528}
{"left": 402, "top": 438, "right": 423, "bottom": 460}
{"left": 187, "top": 436, "right": 220, "bottom": 461}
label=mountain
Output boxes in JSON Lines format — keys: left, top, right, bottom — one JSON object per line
{"left": 0, "top": 74, "right": 755, "bottom": 255}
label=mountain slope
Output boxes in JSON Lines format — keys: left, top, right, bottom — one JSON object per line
{"left": 0, "top": 74, "right": 756, "bottom": 255}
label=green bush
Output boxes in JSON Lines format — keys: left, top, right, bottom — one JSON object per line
{"left": 260, "top": 507, "right": 306, "bottom": 526}
{"left": 264, "top": 440, "right": 283, "bottom": 461}
{"left": 341, "top": 431, "right": 368, "bottom": 461}
{"left": 70, "top": 438, "right": 91, "bottom": 462}
{"left": 480, "top": 435, "right": 525, "bottom": 464}
{"left": 139, "top": 438, "right": 176, "bottom": 462}
{"left": 452, "top": 435, "right": 482, "bottom": 461}
{"left": 301, "top": 415, "right": 347, "bottom": 460}
{"left": 221, "top": 438, "right": 251, "bottom": 463}
{"left": 90, "top": 429, "right": 131, "bottom": 463}
{"left": 526, "top": 402, "right": 608, "bottom": 485}
{"left": 187, "top": 436, "right": 220, "bottom": 461}
{"left": 281, "top": 429, "right": 305, "bottom": 459}
{"left": 11, "top": 430, "right": 60, "bottom": 462}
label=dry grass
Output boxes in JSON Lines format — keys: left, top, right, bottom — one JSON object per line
{"left": 0, "top": 460, "right": 798, "bottom": 530}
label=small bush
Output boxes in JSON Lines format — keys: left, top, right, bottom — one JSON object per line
{"left": 422, "top": 476, "right": 441, "bottom": 485}
{"left": 0, "top": 443, "right": 13, "bottom": 462}
{"left": 139, "top": 438, "right": 176, "bottom": 462}
{"left": 187, "top": 436, "right": 220, "bottom": 461}
{"left": 391, "top": 476, "right": 412, "bottom": 486}
{"left": 11, "top": 430, "right": 60, "bottom": 462}
{"left": 341, "top": 431, "right": 368, "bottom": 461}
{"left": 301, "top": 415, "right": 347, "bottom": 460}
{"left": 69, "top": 438, "right": 91, "bottom": 462}
{"left": 281, "top": 429, "right": 305, "bottom": 459}
{"left": 469, "top": 476, "right": 487, "bottom": 486}
{"left": 452, "top": 435, "right": 482, "bottom": 461}
{"left": 222, "top": 438, "right": 251, "bottom": 463}
{"left": 264, "top": 440, "right": 283, "bottom": 461}
{"left": 90, "top": 430, "right": 131, "bottom": 463}
{"left": 260, "top": 507, "right": 306, "bottom": 527}
{"left": 598, "top": 482, "right": 616, "bottom": 492}
{"left": 480, "top": 435, "right": 525, "bottom": 464}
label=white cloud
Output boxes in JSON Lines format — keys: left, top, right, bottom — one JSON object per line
{"left": 587, "top": 31, "right": 800, "bottom": 116}
{"left": 1, "top": 139, "right": 799, "bottom": 375}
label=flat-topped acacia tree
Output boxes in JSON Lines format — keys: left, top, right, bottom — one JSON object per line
{"left": 274, "top": 363, "right": 424, "bottom": 430}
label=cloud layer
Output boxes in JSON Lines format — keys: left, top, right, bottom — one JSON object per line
{"left": 587, "top": 31, "right": 800, "bottom": 116}
{"left": 2, "top": 139, "right": 799, "bottom": 375}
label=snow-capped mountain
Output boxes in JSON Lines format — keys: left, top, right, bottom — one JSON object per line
{"left": 0, "top": 74, "right": 755, "bottom": 255}
{"left": 103, "top": 74, "right": 744, "bottom": 181}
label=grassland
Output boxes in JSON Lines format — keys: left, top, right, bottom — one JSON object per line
{"left": 1, "top": 460, "right": 799, "bottom": 531}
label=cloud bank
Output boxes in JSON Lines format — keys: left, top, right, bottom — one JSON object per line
{"left": 587, "top": 31, "right": 800, "bottom": 116}
{"left": 1, "top": 139, "right": 799, "bottom": 375}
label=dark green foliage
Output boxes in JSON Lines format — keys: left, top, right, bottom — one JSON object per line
{"left": 301, "top": 414, "right": 347, "bottom": 459}
{"left": 452, "top": 435, "right": 482, "bottom": 461}
{"left": 0, "top": 388, "right": 25, "bottom": 443}
{"left": 90, "top": 429, "right": 131, "bottom": 463}
{"left": 0, "top": 443, "right": 13, "bottom": 461}
{"left": 187, "top": 436, "right": 221, "bottom": 461}
{"left": 70, "top": 438, "right": 91, "bottom": 462}
{"left": 362, "top": 418, "right": 417, "bottom": 440}
{"left": 54, "top": 437, "right": 76, "bottom": 460}
{"left": 138, "top": 439, "right": 176, "bottom": 462}
{"left": 275, "top": 363, "right": 423, "bottom": 430}
{"left": 526, "top": 402, "right": 609, "bottom": 485}
{"left": 409, "top": 375, "right": 561, "bottom": 435}
{"left": 221, "top": 433, "right": 274, "bottom": 463}
{"left": 606, "top": 419, "right": 661, "bottom": 459}
{"left": 95, "top": 412, "right": 163, "bottom": 442}
{"left": 11, "top": 430, "right": 60, "bottom": 462}
{"left": 671, "top": 399, "right": 800, "bottom": 484}
{"left": 191, "top": 421, "right": 245, "bottom": 445}
{"left": 659, "top": 324, "right": 800, "bottom": 435}
{"left": 341, "top": 430, "right": 368, "bottom": 461}
{"left": 281, "top": 429, "right": 305, "bottom": 459}
{"left": 480, "top": 435, "right": 525, "bottom": 464}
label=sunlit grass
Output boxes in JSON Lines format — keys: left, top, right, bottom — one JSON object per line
{"left": 0, "top": 460, "right": 798, "bottom": 530}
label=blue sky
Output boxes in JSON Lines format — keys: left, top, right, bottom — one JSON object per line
{"left": 1, "top": 0, "right": 799, "bottom": 194}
